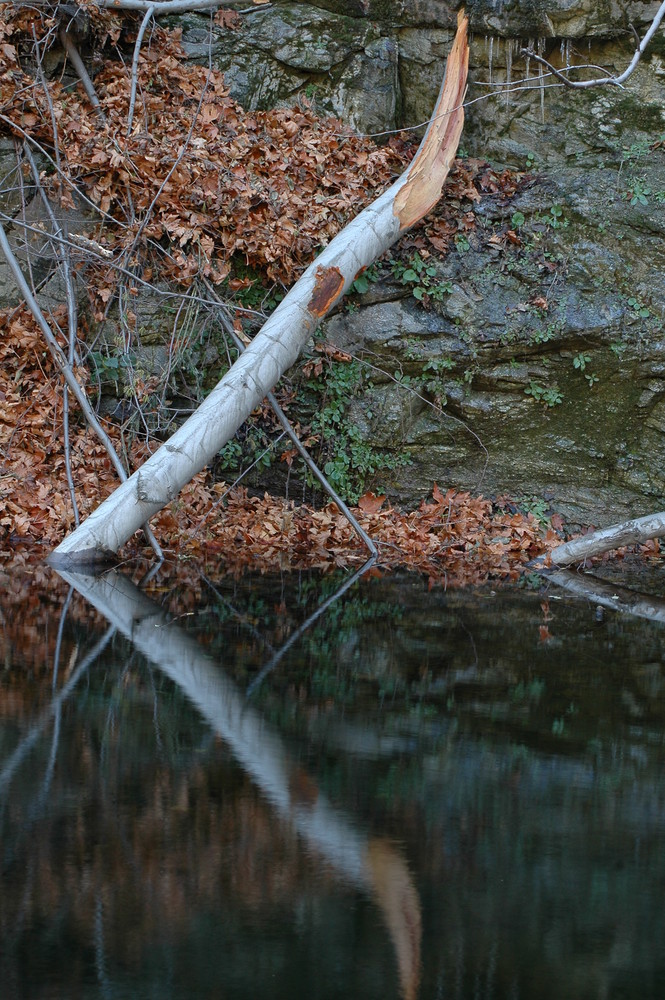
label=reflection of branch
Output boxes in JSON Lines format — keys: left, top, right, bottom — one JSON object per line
{"left": 548, "top": 569, "right": 665, "bottom": 624}
{"left": 521, "top": 2, "right": 665, "bottom": 89}
{"left": 56, "top": 567, "right": 421, "bottom": 1000}
{"left": 0, "top": 626, "right": 116, "bottom": 796}
{"left": 246, "top": 557, "right": 376, "bottom": 696}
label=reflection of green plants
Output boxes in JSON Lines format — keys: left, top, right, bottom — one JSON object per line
{"left": 511, "top": 678, "right": 546, "bottom": 702}
{"left": 524, "top": 381, "right": 562, "bottom": 407}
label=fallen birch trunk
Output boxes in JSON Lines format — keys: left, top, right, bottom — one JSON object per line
{"left": 49, "top": 12, "right": 469, "bottom": 567}
{"left": 548, "top": 510, "right": 665, "bottom": 566}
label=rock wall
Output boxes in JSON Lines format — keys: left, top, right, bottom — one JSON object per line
{"left": 178, "top": 1, "right": 665, "bottom": 523}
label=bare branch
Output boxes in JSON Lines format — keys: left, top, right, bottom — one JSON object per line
{"left": 0, "top": 220, "right": 163, "bottom": 560}
{"left": 203, "top": 279, "right": 378, "bottom": 561}
{"left": 521, "top": 0, "right": 665, "bottom": 89}
{"left": 126, "top": 5, "right": 155, "bottom": 136}
{"left": 547, "top": 510, "right": 665, "bottom": 566}
{"left": 97, "top": 0, "right": 269, "bottom": 12}
{"left": 59, "top": 27, "right": 105, "bottom": 120}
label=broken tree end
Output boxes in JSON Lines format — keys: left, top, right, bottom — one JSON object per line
{"left": 394, "top": 10, "right": 469, "bottom": 230}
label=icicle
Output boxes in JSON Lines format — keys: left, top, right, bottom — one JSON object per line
{"left": 505, "top": 39, "right": 513, "bottom": 106}
{"left": 525, "top": 38, "right": 534, "bottom": 88}
{"left": 489, "top": 35, "right": 494, "bottom": 84}
{"left": 565, "top": 39, "right": 571, "bottom": 68}
{"left": 537, "top": 37, "right": 545, "bottom": 123}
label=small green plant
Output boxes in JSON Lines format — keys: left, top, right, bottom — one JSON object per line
{"left": 543, "top": 203, "right": 566, "bottom": 228}
{"left": 350, "top": 264, "right": 380, "bottom": 295}
{"left": 89, "top": 349, "right": 137, "bottom": 392}
{"left": 626, "top": 295, "right": 651, "bottom": 319}
{"left": 511, "top": 211, "right": 525, "bottom": 229}
{"left": 301, "top": 358, "right": 406, "bottom": 502}
{"left": 517, "top": 495, "right": 551, "bottom": 523}
{"left": 573, "top": 351, "right": 591, "bottom": 371}
{"left": 524, "top": 381, "right": 562, "bottom": 407}
{"left": 624, "top": 177, "right": 651, "bottom": 206}
{"left": 454, "top": 233, "right": 471, "bottom": 253}
{"left": 525, "top": 151, "right": 537, "bottom": 170}
{"left": 392, "top": 253, "right": 453, "bottom": 302}
{"left": 585, "top": 372, "right": 599, "bottom": 387}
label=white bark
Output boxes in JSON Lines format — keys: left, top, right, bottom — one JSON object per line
{"left": 549, "top": 510, "right": 665, "bottom": 566}
{"left": 50, "top": 13, "right": 469, "bottom": 566}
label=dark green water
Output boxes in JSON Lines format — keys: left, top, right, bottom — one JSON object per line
{"left": 2, "top": 565, "right": 665, "bottom": 999}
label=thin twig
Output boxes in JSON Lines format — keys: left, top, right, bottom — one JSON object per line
{"left": 23, "top": 142, "right": 82, "bottom": 521}
{"left": 0, "top": 220, "right": 163, "bottom": 559}
{"left": 97, "top": 0, "right": 267, "bottom": 12}
{"left": 203, "top": 278, "right": 377, "bottom": 559}
{"left": 521, "top": 1, "right": 665, "bottom": 89}
{"left": 126, "top": 5, "right": 155, "bottom": 136}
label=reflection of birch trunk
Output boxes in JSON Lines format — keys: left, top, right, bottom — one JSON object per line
{"left": 56, "top": 568, "right": 421, "bottom": 1000}
{"left": 549, "top": 569, "right": 665, "bottom": 623}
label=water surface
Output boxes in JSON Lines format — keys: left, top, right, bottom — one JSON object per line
{"left": 2, "top": 564, "right": 665, "bottom": 999}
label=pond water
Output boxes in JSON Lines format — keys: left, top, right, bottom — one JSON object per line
{"left": 2, "top": 563, "right": 665, "bottom": 999}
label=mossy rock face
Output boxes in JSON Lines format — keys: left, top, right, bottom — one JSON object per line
{"left": 321, "top": 153, "right": 665, "bottom": 523}
{"left": 179, "top": 5, "right": 398, "bottom": 133}
{"left": 174, "top": 0, "right": 665, "bottom": 522}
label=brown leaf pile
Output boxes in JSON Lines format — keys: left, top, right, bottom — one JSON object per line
{"left": 0, "top": 6, "right": 558, "bottom": 584}
{"left": 187, "top": 483, "right": 560, "bottom": 586}
{"left": 0, "top": 301, "right": 559, "bottom": 582}
{"left": 0, "top": 7, "right": 411, "bottom": 295}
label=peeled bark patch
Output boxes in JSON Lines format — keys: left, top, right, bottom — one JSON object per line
{"left": 308, "top": 265, "right": 345, "bottom": 317}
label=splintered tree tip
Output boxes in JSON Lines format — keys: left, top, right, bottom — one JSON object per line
{"left": 394, "top": 8, "right": 468, "bottom": 231}
{"left": 307, "top": 265, "right": 345, "bottom": 317}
